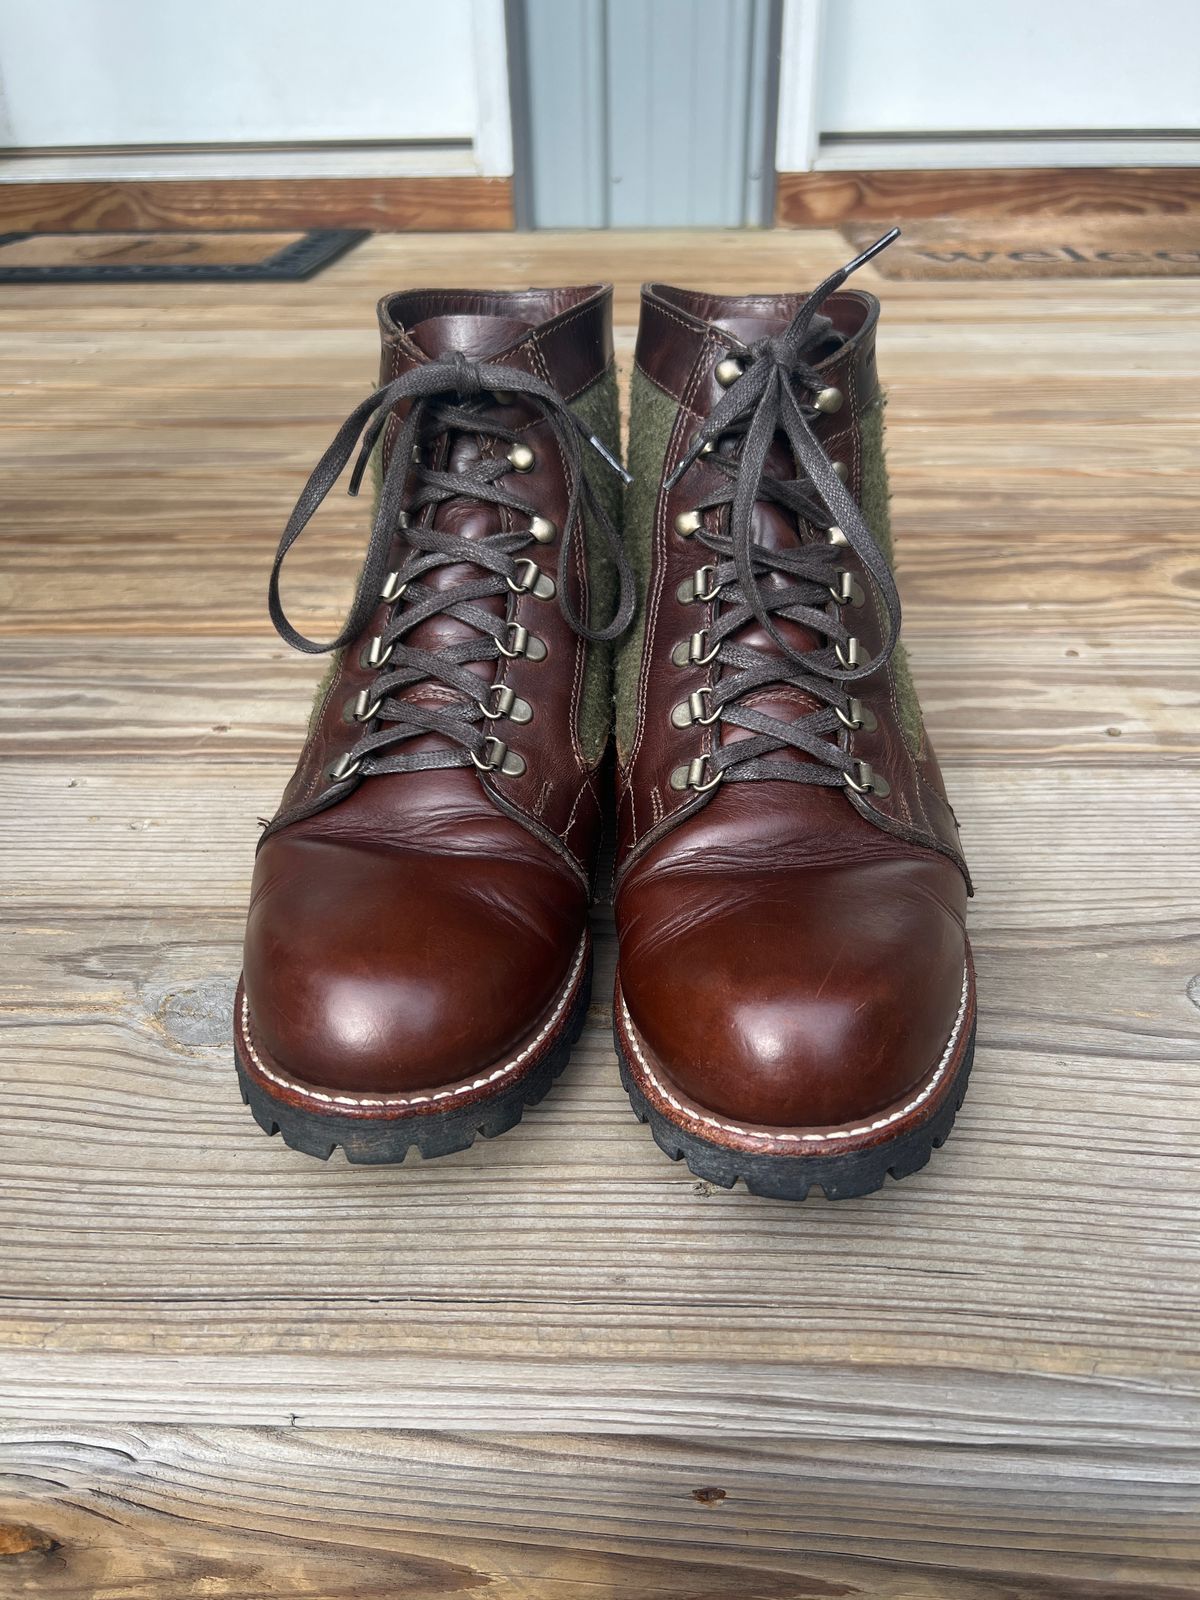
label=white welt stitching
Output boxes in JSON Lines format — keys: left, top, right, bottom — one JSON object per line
{"left": 241, "top": 938, "right": 588, "bottom": 1111}
{"left": 620, "top": 962, "right": 970, "bottom": 1146}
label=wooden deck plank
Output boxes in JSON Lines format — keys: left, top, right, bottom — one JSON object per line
{"left": 3, "top": 637, "right": 1195, "bottom": 762}
{"left": 3, "top": 1426, "right": 1196, "bottom": 1599}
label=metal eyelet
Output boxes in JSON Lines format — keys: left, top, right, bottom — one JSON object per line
{"left": 670, "top": 687, "right": 720, "bottom": 728}
{"left": 845, "top": 759, "right": 890, "bottom": 798}
{"left": 327, "top": 752, "right": 363, "bottom": 784}
{"left": 349, "top": 690, "right": 383, "bottom": 722}
{"left": 826, "top": 525, "right": 849, "bottom": 547}
{"left": 674, "top": 510, "right": 703, "bottom": 538}
{"left": 815, "top": 385, "right": 844, "bottom": 415}
{"left": 507, "top": 442, "right": 535, "bottom": 473}
{"left": 380, "top": 571, "right": 407, "bottom": 603}
{"left": 507, "top": 557, "right": 556, "bottom": 599}
{"left": 835, "top": 636, "right": 864, "bottom": 669}
{"left": 835, "top": 697, "right": 877, "bottom": 732}
{"left": 670, "top": 755, "right": 723, "bottom": 793}
{"left": 715, "top": 356, "right": 744, "bottom": 387}
{"left": 832, "top": 460, "right": 849, "bottom": 484}
{"left": 481, "top": 682, "right": 533, "bottom": 724}
{"left": 497, "top": 622, "right": 547, "bottom": 661}
{"left": 364, "top": 634, "right": 394, "bottom": 668}
{"left": 676, "top": 564, "right": 720, "bottom": 604}
{"left": 828, "top": 570, "right": 866, "bottom": 608}
{"left": 528, "top": 515, "right": 556, "bottom": 543}
{"left": 672, "top": 630, "right": 720, "bottom": 667}
{"left": 471, "top": 736, "right": 526, "bottom": 778}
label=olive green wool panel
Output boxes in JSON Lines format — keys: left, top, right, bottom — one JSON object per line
{"left": 616, "top": 366, "right": 680, "bottom": 762}
{"left": 568, "top": 365, "right": 622, "bottom": 765}
{"left": 859, "top": 399, "right": 924, "bottom": 755}
{"left": 858, "top": 401, "right": 893, "bottom": 567}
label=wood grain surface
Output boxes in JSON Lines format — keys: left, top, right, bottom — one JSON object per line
{"left": 0, "top": 228, "right": 1197, "bottom": 1587}
{"left": 3, "top": 1426, "right": 1197, "bottom": 1599}
{"left": 0, "top": 175, "right": 515, "bottom": 232}
{"left": 776, "top": 166, "right": 1200, "bottom": 224}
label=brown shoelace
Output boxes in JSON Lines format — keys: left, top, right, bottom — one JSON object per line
{"left": 268, "top": 351, "right": 634, "bottom": 782}
{"left": 664, "top": 230, "right": 903, "bottom": 792}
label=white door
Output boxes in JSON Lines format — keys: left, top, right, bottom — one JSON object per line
{"left": 0, "top": 0, "right": 512, "bottom": 178}
{"left": 779, "top": 0, "right": 1200, "bottom": 170}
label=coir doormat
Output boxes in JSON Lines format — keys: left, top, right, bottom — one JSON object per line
{"left": 0, "top": 229, "right": 367, "bottom": 283}
{"left": 842, "top": 216, "right": 1200, "bottom": 280}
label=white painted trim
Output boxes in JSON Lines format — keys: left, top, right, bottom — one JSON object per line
{"left": 814, "top": 136, "right": 1200, "bottom": 171}
{"left": 469, "top": 0, "right": 514, "bottom": 176}
{"left": 0, "top": 146, "right": 480, "bottom": 183}
{"left": 775, "top": 0, "right": 824, "bottom": 174}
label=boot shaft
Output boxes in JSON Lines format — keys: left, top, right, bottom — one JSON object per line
{"left": 268, "top": 285, "right": 625, "bottom": 878}
{"left": 616, "top": 278, "right": 968, "bottom": 886}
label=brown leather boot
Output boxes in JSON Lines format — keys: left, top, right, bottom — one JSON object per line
{"left": 235, "top": 286, "right": 632, "bottom": 1162}
{"left": 612, "top": 236, "right": 975, "bottom": 1199}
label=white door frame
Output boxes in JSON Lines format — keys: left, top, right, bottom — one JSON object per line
{"left": 777, "top": 0, "right": 1200, "bottom": 173}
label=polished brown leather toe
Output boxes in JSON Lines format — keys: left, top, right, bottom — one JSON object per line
{"left": 618, "top": 850, "right": 968, "bottom": 1128}
{"left": 243, "top": 800, "right": 587, "bottom": 1095}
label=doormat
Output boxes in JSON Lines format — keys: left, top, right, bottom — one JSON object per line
{"left": 0, "top": 229, "right": 367, "bottom": 282}
{"left": 842, "top": 216, "right": 1200, "bottom": 280}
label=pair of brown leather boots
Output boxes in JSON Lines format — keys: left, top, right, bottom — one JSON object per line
{"left": 234, "top": 238, "right": 975, "bottom": 1200}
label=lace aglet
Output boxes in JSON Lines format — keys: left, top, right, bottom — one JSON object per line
{"left": 663, "top": 431, "right": 710, "bottom": 493}
{"left": 348, "top": 439, "right": 374, "bottom": 498}
{"left": 586, "top": 431, "right": 632, "bottom": 485}
{"left": 843, "top": 226, "right": 901, "bottom": 276}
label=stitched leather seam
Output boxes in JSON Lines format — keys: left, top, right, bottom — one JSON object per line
{"left": 294, "top": 659, "right": 346, "bottom": 811}
{"left": 562, "top": 769, "right": 597, "bottom": 842}
{"left": 632, "top": 357, "right": 688, "bottom": 408}
{"left": 540, "top": 339, "right": 590, "bottom": 774}
{"left": 619, "top": 961, "right": 969, "bottom": 1146}
{"left": 846, "top": 373, "right": 928, "bottom": 839}
{"left": 627, "top": 332, "right": 718, "bottom": 803}
{"left": 383, "top": 302, "right": 608, "bottom": 402}
{"left": 634, "top": 300, "right": 713, "bottom": 403}
{"left": 241, "top": 937, "right": 588, "bottom": 1111}
{"left": 544, "top": 300, "right": 613, "bottom": 399}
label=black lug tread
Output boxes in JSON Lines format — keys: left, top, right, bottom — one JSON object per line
{"left": 236, "top": 956, "right": 591, "bottom": 1165}
{"left": 617, "top": 1024, "right": 975, "bottom": 1201}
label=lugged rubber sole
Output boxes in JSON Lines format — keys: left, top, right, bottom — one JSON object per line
{"left": 234, "top": 951, "right": 592, "bottom": 1165}
{"left": 614, "top": 978, "right": 976, "bottom": 1201}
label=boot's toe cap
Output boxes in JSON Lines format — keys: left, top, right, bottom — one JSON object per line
{"left": 242, "top": 833, "right": 586, "bottom": 1095}
{"left": 618, "top": 855, "right": 968, "bottom": 1129}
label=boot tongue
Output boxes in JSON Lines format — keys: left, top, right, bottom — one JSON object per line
{"left": 408, "top": 313, "right": 534, "bottom": 362}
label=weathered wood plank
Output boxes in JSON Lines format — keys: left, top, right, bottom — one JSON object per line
{"left": 2, "top": 1426, "right": 1195, "bottom": 1599}
{"left": 3, "top": 759, "right": 1196, "bottom": 921}
{"left": 1, "top": 523, "right": 1196, "bottom": 636}
{"left": 0, "top": 176, "right": 515, "bottom": 232}
{"left": 4, "top": 637, "right": 1195, "bottom": 763}
{"left": 775, "top": 165, "right": 1200, "bottom": 224}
